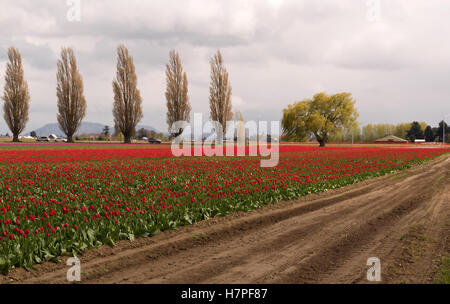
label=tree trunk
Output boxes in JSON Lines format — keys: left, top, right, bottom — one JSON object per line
{"left": 217, "top": 130, "right": 224, "bottom": 146}
{"left": 12, "top": 133, "right": 19, "bottom": 142}
{"left": 124, "top": 135, "right": 132, "bottom": 144}
{"left": 318, "top": 139, "right": 326, "bottom": 147}
{"left": 67, "top": 135, "right": 74, "bottom": 143}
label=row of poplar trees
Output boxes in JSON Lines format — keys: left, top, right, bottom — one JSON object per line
{"left": 1, "top": 45, "right": 233, "bottom": 143}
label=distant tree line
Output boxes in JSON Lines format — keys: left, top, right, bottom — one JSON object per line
{"left": 327, "top": 121, "right": 448, "bottom": 143}
{"left": 68, "top": 125, "right": 169, "bottom": 142}
{"left": 1, "top": 46, "right": 233, "bottom": 143}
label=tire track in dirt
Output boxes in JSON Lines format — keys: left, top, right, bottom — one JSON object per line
{"left": 5, "top": 155, "right": 450, "bottom": 284}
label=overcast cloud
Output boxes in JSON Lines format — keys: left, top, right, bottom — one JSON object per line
{"left": 0, "top": 0, "right": 449, "bottom": 134}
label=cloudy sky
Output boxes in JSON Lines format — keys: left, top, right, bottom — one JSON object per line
{"left": 0, "top": 0, "right": 449, "bottom": 134}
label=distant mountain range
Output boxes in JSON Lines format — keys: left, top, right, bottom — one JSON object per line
{"left": 25, "top": 122, "right": 164, "bottom": 137}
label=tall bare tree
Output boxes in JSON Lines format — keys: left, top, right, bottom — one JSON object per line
{"left": 2, "top": 47, "right": 30, "bottom": 142}
{"left": 112, "top": 44, "right": 143, "bottom": 144}
{"left": 165, "top": 50, "right": 190, "bottom": 138}
{"left": 209, "top": 50, "right": 232, "bottom": 141}
{"left": 56, "top": 47, "right": 86, "bottom": 143}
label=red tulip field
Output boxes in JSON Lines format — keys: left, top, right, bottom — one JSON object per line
{"left": 0, "top": 145, "right": 448, "bottom": 275}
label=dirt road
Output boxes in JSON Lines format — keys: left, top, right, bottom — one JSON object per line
{"left": 4, "top": 155, "right": 450, "bottom": 284}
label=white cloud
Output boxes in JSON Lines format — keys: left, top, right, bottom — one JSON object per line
{"left": 0, "top": 0, "right": 449, "bottom": 134}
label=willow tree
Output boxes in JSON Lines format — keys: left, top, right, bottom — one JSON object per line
{"left": 282, "top": 92, "right": 359, "bottom": 147}
{"left": 209, "top": 50, "right": 232, "bottom": 142}
{"left": 2, "top": 47, "right": 30, "bottom": 142}
{"left": 165, "top": 50, "right": 190, "bottom": 138}
{"left": 56, "top": 47, "right": 86, "bottom": 143}
{"left": 112, "top": 44, "right": 143, "bottom": 144}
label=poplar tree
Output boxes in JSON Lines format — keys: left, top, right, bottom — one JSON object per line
{"left": 2, "top": 47, "right": 30, "bottom": 142}
{"left": 112, "top": 44, "right": 143, "bottom": 144}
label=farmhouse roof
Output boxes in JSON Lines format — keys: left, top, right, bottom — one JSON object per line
{"left": 375, "top": 135, "right": 408, "bottom": 142}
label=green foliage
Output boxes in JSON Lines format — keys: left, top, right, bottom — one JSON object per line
{"left": 0, "top": 149, "right": 446, "bottom": 273}
{"left": 424, "top": 126, "right": 435, "bottom": 142}
{"left": 437, "top": 120, "right": 449, "bottom": 143}
{"left": 102, "top": 126, "right": 110, "bottom": 137}
{"left": 394, "top": 123, "right": 412, "bottom": 140}
{"left": 406, "top": 121, "right": 424, "bottom": 142}
{"left": 353, "top": 122, "right": 430, "bottom": 143}
{"left": 281, "top": 102, "right": 310, "bottom": 142}
{"left": 282, "top": 92, "right": 359, "bottom": 146}
{"left": 435, "top": 256, "right": 450, "bottom": 284}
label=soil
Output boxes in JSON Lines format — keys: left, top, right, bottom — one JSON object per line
{"left": 2, "top": 155, "right": 449, "bottom": 284}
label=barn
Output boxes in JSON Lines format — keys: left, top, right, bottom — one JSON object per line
{"left": 375, "top": 135, "right": 408, "bottom": 144}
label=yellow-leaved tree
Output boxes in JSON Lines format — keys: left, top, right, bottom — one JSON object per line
{"left": 282, "top": 92, "right": 359, "bottom": 147}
